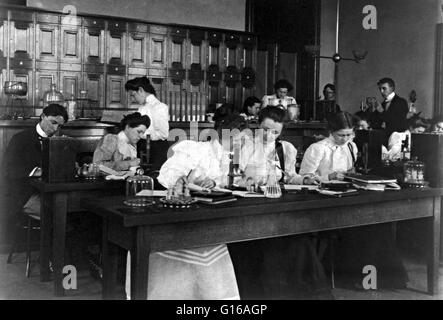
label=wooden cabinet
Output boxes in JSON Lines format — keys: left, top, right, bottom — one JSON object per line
{"left": 60, "top": 71, "right": 81, "bottom": 100}
{"left": 148, "top": 25, "right": 167, "bottom": 77}
{"left": 60, "top": 26, "right": 82, "bottom": 64}
{"left": 83, "top": 18, "right": 105, "bottom": 65}
{"left": 106, "top": 20, "right": 126, "bottom": 66}
{"left": 8, "top": 70, "right": 34, "bottom": 115}
{"left": 128, "top": 23, "right": 148, "bottom": 70}
{"left": 35, "top": 13, "right": 59, "bottom": 63}
{"left": 106, "top": 74, "right": 126, "bottom": 107}
{"left": 35, "top": 69, "right": 59, "bottom": 108}
{"left": 0, "top": 5, "right": 257, "bottom": 115}
{"left": 84, "top": 72, "right": 105, "bottom": 115}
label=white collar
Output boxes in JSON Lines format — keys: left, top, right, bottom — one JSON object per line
{"left": 36, "top": 123, "right": 48, "bottom": 138}
{"left": 385, "top": 92, "right": 395, "bottom": 102}
{"left": 117, "top": 130, "right": 132, "bottom": 145}
{"left": 324, "top": 135, "right": 349, "bottom": 150}
{"left": 145, "top": 94, "right": 158, "bottom": 104}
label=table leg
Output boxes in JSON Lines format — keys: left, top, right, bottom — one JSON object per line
{"left": 427, "top": 196, "right": 441, "bottom": 295}
{"left": 53, "top": 192, "right": 68, "bottom": 296}
{"left": 39, "top": 193, "right": 53, "bottom": 282}
{"left": 130, "top": 228, "right": 150, "bottom": 300}
{"left": 102, "top": 217, "right": 119, "bottom": 300}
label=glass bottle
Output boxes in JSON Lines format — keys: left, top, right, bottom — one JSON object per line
{"left": 264, "top": 158, "right": 282, "bottom": 198}
{"left": 403, "top": 157, "right": 425, "bottom": 184}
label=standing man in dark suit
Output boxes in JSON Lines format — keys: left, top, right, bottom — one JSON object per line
{"left": 377, "top": 77, "right": 409, "bottom": 137}
{"left": 3, "top": 104, "right": 68, "bottom": 216}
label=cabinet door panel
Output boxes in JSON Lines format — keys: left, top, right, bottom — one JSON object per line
{"left": 60, "top": 71, "right": 81, "bottom": 99}
{"left": 35, "top": 70, "right": 59, "bottom": 107}
{"left": 84, "top": 27, "right": 105, "bottom": 64}
{"left": 148, "top": 33, "right": 166, "bottom": 69}
{"left": 8, "top": 70, "right": 34, "bottom": 113}
{"left": 107, "top": 32, "right": 126, "bottom": 65}
{"left": 129, "top": 32, "right": 147, "bottom": 68}
{"left": 225, "top": 83, "right": 242, "bottom": 108}
{"left": 10, "top": 21, "right": 34, "bottom": 60}
{"left": 208, "top": 81, "right": 222, "bottom": 105}
{"left": 0, "top": 20, "right": 5, "bottom": 62}
{"left": 106, "top": 75, "right": 126, "bottom": 106}
{"left": 84, "top": 73, "right": 105, "bottom": 110}
{"left": 60, "top": 26, "right": 81, "bottom": 63}
{"left": 36, "top": 24, "right": 59, "bottom": 61}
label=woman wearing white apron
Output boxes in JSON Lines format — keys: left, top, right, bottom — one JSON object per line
{"left": 125, "top": 104, "right": 245, "bottom": 300}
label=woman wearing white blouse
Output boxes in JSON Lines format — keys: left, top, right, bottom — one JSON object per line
{"left": 382, "top": 116, "right": 428, "bottom": 161}
{"left": 126, "top": 104, "right": 246, "bottom": 300}
{"left": 261, "top": 79, "right": 297, "bottom": 109}
{"left": 230, "top": 106, "right": 330, "bottom": 300}
{"left": 125, "top": 77, "right": 170, "bottom": 170}
{"left": 300, "top": 112, "right": 357, "bottom": 181}
{"left": 300, "top": 111, "right": 408, "bottom": 290}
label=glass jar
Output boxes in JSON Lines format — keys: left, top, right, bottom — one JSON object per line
{"left": 264, "top": 161, "right": 282, "bottom": 198}
{"left": 403, "top": 157, "right": 425, "bottom": 184}
{"left": 124, "top": 175, "right": 154, "bottom": 207}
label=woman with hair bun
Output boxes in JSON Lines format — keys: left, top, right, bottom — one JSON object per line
{"left": 300, "top": 111, "right": 408, "bottom": 290}
{"left": 125, "top": 104, "right": 246, "bottom": 300}
{"left": 261, "top": 79, "right": 297, "bottom": 109}
{"left": 93, "top": 112, "right": 150, "bottom": 171}
{"left": 300, "top": 111, "right": 358, "bottom": 182}
{"left": 125, "top": 76, "right": 170, "bottom": 169}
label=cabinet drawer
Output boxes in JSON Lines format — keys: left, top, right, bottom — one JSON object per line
{"left": 83, "top": 17, "right": 105, "bottom": 29}
{"left": 10, "top": 10, "right": 33, "bottom": 22}
{"left": 149, "top": 25, "right": 168, "bottom": 35}
{"left": 10, "top": 58, "right": 32, "bottom": 69}
{"left": 128, "top": 22, "right": 148, "bottom": 33}
{"left": 107, "top": 64, "right": 126, "bottom": 75}
{"left": 37, "top": 13, "right": 59, "bottom": 24}
{"left": 108, "top": 20, "right": 127, "bottom": 33}
{"left": 84, "top": 64, "right": 105, "bottom": 74}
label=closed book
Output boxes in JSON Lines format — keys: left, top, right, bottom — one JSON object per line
{"left": 194, "top": 195, "right": 237, "bottom": 204}
{"left": 318, "top": 189, "right": 359, "bottom": 197}
{"left": 192, "top": 190, "right": 237, "bottom": 204}
{"left": 345, "top": 174, "right": 397, "bottom": 184}
{"left": 232, "top": 191, "right": 264, "bottom": 198}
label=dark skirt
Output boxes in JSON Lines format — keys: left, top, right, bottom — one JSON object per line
{"left": 334, "top": 223, "right": 409, "bottom": 289}
{"left": 228, "top": 234, "right": 332, "bottom": 300}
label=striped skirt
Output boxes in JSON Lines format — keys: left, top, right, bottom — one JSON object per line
{"left": 125, "top": 244, "right": 240, "bottom": 300}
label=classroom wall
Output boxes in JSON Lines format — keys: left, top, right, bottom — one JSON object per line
{"left": 27, "top": 0, "right": 246, "bottom": 31}
{"left": 320, "top": 0, "right": 441, "bottom": 118}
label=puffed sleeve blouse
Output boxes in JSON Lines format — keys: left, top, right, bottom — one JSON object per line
{"left": 240, "top": 139, "right": 304, "bottom": 185}
{"left": 157, "top": 140, "right": 231, "bottom": 189}
{"left": 93, "top": 131, "right": 138, "bottom": 171}
{"left": 299, "top": 136, "right": 358, "bottom": 182}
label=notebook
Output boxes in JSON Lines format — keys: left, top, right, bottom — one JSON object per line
{"left": 344, "top": 173, "right": 397, "bottom": 184}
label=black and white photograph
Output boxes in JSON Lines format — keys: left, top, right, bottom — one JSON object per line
{"left": 0, "top": 0, "right": 442, "bottom": 305}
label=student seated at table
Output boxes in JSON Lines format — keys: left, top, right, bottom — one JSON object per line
{"left": 381, "top": 115, "right": 428, "bottom": 161}
{"left": 93, "top": 112, "right": 150, "bottom": 171}
{"left": 229, "top": 106, "right": 331, "bottom": 300}
{"left": 241, "top": 96, "right": 261, "bottom": 121}
{"left": 300, "top": 111, "right": 408, "bottom": 290}
{"left": 125, "top": 104, "right": 245, "bottom": 300}
{"left": 3, "top": 104, "right": 68, "bottom": 217}
{"left": 300, "top": 111, "right": 358, "bottom": 182}
{"left": 429, "top": 114, "right": 443, "bottom": 133}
